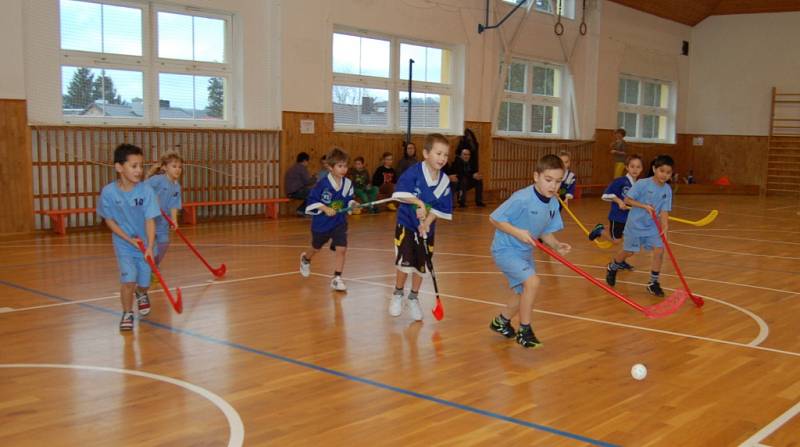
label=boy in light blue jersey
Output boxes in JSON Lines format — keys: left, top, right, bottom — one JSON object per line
{"left": 145, "top": 151, "right": 183, "bottom": 267}
{"left": 389, "top": 133, "right": 453, "bottom": 322}
{"left": 605, "top": 154, "right": 674, "bottom": 297}
{"left": 489, "top": 154, "right": 572, "bottom": 348}
{"left": 97, "top": 144, "right": 161, "bottom": 331}
{"left": 299, "top": 147, "right": 357, "bottom": 292}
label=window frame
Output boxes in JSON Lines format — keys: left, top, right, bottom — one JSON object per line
{"left": 495, "top": 58, "right": 567, "bottom": 138}
{"left": 616, "top": 74, "right": 676, "bottom": 144}
{"left": 331, "top": 28, "right": 462, "bottom": 134}
{"left": 501, "top": 0, "right": 576, "bottom": 20}
{"left": 58, "top": 0, "right": 236, "bottom": 127}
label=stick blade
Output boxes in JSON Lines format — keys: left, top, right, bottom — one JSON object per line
{"left": 432, "top": 297, "right": 444, "bottom": 321}
{"left": 594, "top": 239, "right": 613, "bottom": 249}
{"left": 695, "top": 210, "right": 719, "bottom": 226}
{"left": 212, "top": 264, "right": 227, "bottom": 278}
{"left": 643, "top": 289, "right": 688, "bottom": 319}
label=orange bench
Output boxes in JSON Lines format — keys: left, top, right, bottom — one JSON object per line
{"left": 182, "top": 198, "right": 290, "bottom": 225}
{"left": 36, "top": 208, "right": 96, "bottom": 235}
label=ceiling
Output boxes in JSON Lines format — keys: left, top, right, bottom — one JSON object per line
{"left": 607, "top": 0, "right": 800, "bottom": 26}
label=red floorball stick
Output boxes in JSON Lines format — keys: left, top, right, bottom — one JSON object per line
{"left": 422, "top": 237, "right": 444, "bottom": 321}
{"left": 136, "top": 239, "right": 183, "bottom": 314}
{"left": 161, "top": 211, "right": 226, "bottom": 278}
{"left": 531, "top": 239, "right": 687, "bottom": 319}
{"left": 651, "top": 210, "right": 704, "bottom": 308}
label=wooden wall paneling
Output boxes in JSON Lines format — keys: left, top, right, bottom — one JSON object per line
{"left": 686, "top": 134, "right": 768, "bottom": 186}
{"left": 0, "top": 100, "right": 34, "bottom": 234}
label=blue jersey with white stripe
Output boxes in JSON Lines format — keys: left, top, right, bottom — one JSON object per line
{"left": 392, "top": 162, "right": 453, "bottom": 236}
{"left": 602, "top": 174, "right": 634, "bottom": 223}
{"left": 305, "top": 173, "right": 355, "bottom": 233}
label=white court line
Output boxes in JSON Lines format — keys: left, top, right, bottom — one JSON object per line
{"left": 669, "top": 232, "right": 800, "bottom": 246}
{"left": 345, "top": 271, "right": 770, "bottom": 347}
{"left": 668, "top": 242, "right": 800, "bottom": 260}
{"left": 3, "top": 241, "right": 798, "bottom": 297}
{"left": 0, "top": 271, "right": 299, "bottom": 314}
{"left": 738, "top": 400, "right": 800, "bottom": 447}
{"left": 0, "top": 363, "right": 244, "bottom": 447}
{"left": 766, "top": 204, "right": 799, "bottom": 211}
{"left": 673, "top": 205, "right": 800, "bottom": 223}
{"left": 341, "top": 274, "right": 800, "bottom": 357}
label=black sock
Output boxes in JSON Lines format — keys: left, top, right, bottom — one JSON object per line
{"left": 334, "top": 271, "right": 342, "bottom": 277}
{"left": 520, "top": 323, "right": 531, "bottom": 332}
{"left": 408, "top": 290, "right": 419, "bottom": 300}
{"left": 498, "top": 314, "right": 511, "bottom": 324}
{"left": 302, "top": 255, "right": 310, "bottom": 263}
{"left": 394, "top": 287, "right": 404, "bottom": 293}
{"left": 650, "top": 271, "right": 660, "bottom": 284}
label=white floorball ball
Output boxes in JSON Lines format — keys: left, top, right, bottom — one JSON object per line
{"left": 631, "top": 363, "right": 647, "bottom": 380}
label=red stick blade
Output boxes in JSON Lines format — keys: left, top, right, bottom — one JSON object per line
{"left": 432, "top": 297, "right": 444, "bottom": 321}
{"left": 643, "top": 289, "right": 688, "bottom": 319}
{"left": 172, "top": 288, "right": 183, "bottom": 314}
{"left": 212, "top": 264, "right": 227, "bottom": 278}
{"left": 689, "top": 293, "right": 704, "bottom": 308}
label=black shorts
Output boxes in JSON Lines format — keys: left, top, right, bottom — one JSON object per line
{"left": 609, "top": 220, "right": 626, "bottom": 240}
{"left": 394, "top": 224, "right": 433, "bottom": 275}
{"left": 312, "top": 222, "right": 347, "bottom": 250}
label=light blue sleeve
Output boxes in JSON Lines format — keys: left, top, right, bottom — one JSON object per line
{"left": 143, "top": 185, "right": 161, "bottom": 220}
{"left": 490, "top": 191, "right": 524, "bottom": 224}
{"left": 663, "top": 187, "right": 672, "bottom": 212}
{"left": 97, "top": 186, "right": 114, "bottom": 220}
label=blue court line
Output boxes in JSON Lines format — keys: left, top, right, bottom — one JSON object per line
{"left": 0, "top": 278, "right": 618, "bottom": 446}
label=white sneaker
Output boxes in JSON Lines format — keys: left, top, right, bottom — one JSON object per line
{"left": 331, "top": 276, "right": 347, "bottom": 291}
{"left": 408, "top": 298, "right": 423, "bottom": 321}
{"left": 299, "top": 253, "right": 310, "bottom": 277}
{"left": 389, "top": 293, "right": 403, "bottom": 317}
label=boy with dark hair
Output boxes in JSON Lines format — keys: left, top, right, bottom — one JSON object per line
{"left": 389, "top": 133, "right": 453, "bottom": 321}
{"left": 97, "top": 144, "right": 161, "bottom": 331}
{"left": 372, "top": 152, "right": 398, "bottom": 210}
{"left": 300, "top": 147, "right": 357, "bottom": 291}
{"left": 488, "top": 154, "right": 571, "bottom": 348}
{"left": 605, "top": 154, "right": 674, "bottom": 297}
{"left": 285, "top": 152, "right": 317, "bottom": 216}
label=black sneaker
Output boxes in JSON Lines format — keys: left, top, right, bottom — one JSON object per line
{"left": 647, "top": 281, "right": 665, "bottom": 297}
{"left": 119, "top": 311, "right": 134, "bottom": 331}
{"left": 516, "top": 326, "right": 542, "bottom": 348}
{"left": 606, "top": 263, "right": 618, "bottom": 286}
{"left": 619, "top": 261, "right": 635, "bottom": 271}
{"left": 588, "top": 224, "right": 604, "bottom": 241}
{"left": 490, "top": 316, "right": 516, "bottom": 338}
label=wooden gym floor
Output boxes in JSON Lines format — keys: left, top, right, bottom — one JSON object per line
{"left": 1, "top": 194, "right": 799, "bottom": 446}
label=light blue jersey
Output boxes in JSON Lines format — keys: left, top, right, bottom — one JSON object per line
{"left": 97, "top": 181, "right": 161, "bottom": 257}
{"left": 145, "top": 174, "right": 182, "bottom": 239}
{"left": 623, "top": 177, "right": 672, "bottom": 238}
{"left": 490, "top": 186, "right": 563, "bottom": 253}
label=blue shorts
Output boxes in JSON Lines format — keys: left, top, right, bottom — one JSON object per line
{"left": 117, "top": 255, "right": 152, "bottom": 287}
{"left": 623, "top": 234, "right": 663, "bottom": 253}
{"left": 493, "top": 249, "right": 535, "bottom": 294}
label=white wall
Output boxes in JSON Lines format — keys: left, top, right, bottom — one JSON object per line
{"left": 687, "top": 12, "right": 800, "bottom": 135}
{"left": 596, "top": 1, "right": 691, "bottom": 134}
{"left": 21, "top": 0, "right": 281, "bottom": 129}
{"left": 0, "top": 0, "right": 26, "bottom": 99}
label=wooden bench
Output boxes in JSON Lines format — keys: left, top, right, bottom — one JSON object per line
{"left": 36, "top": 208, "right": 96, "bottom": 235}
{"left": 182, "top": 198, "right": 290, "bottom": 225}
